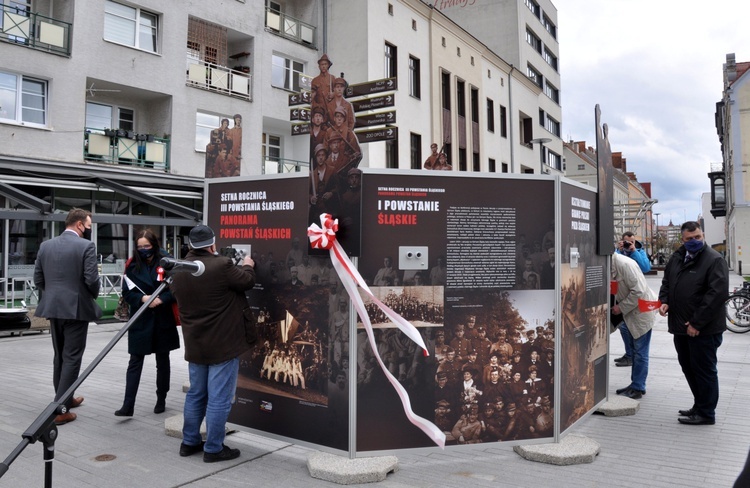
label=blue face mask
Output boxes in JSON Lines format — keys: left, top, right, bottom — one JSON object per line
{"left": 684, "top": 239, "right": 704, "bottom": 254}
{"left": 138, "top": 248, "right": 155, "bottom": 260}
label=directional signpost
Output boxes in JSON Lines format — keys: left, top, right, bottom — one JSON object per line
{"left": 352, "top": 94, "right": 396, "bottom": 112}
{"left": 355, "top": 110, "right": 396, "bottom": 128}
{"left": 355, "top": 126, "right": 398, "bottom": 143}
{"left": 345, "top": 77, "right": 397, "bottom": 98}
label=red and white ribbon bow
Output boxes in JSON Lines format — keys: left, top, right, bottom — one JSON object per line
{"left": 308, "top": 213, "right": 446, "bottom": 448}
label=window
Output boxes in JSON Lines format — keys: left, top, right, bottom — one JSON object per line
{"left": 527, "top": 64, "right": 542, "bottom": 87}
{"left": 104, "top": 1, "right": 158, "bottom": 53}
{"left": 412, "top": 19, "right": 417, "bottom": 31}
{"left": 386, "top": 139, "right": 398, "bottom": 168}
{"left": 385, "top": 42, "right": 397, "bottom": 78}
{"left": 262, "top": 133, "right": 282, "bottom": 161}
{"left": 458, "top": 148, "right": 467, "bottom": 171}
{"left": 470, "top": 87, "right": 479, "bottom": 124}
{"left": 472, "top": 153, "right": 480, "bottom": 172}
{"left": 271, "top": 54, "right": 304, "bottom": 91}
{"left": 539, "top": 109, "right": 545, "bottom": 127}
{"left": 526, "top": 28, "right": 541, "bottom": 54}
{"left": 0, "top": 72, "right": 46, "bottom": 126}
{"left": 549, "top": 151, "right": 561, "bottom": 171}
{"left": 410, "top": 133, "right": 422, "bottom": 170}
{"left": 487, "top": 98, "right": 495, "bottom": 132}
{"left": 543, "top": 48, "right": 558, "bottom": 71}
{"left": 388, "top": 3, "right": 393, "bottom": 15}
{"left": 456, "top": 80, "right": 465, "bottom": 117}
{"left": 195, "top": 110, "right": 232, "bottom": 152}
{"left": 543, "top": 15, "right": 557, "bottom": 38}
{"left": 544, "top": 80, "right": 560, "bottom": 103}
{"left": 456, "top": 46, "right": 461, "bottom": 57}
{"left": 409, "top": 56, "right": 421, "bottom": 99}
{"left": 521, "top": 114, "right": 533, "bottom": 145}
{"left": 501, "top": 162, "right": 508, "bottom": 173}
{"left": 545, "top": 115, "right": 561, "bottom": 137}
{"left": 489, "top": 158, "right": 496, "bottom": 172}
{"left": 441, "top": 36, "right": 446, "bottom": 47}
{"left": 524, "top": 0, "right": 540, "bottom": 18}
{"left": 499, "top": 105, "right": 507, "bottom": 137}
{"left": 441, "top": 71, "right": 451, "bottom": 110}
{"left": 577, "top": 164, "right": 585, "bottom": 171}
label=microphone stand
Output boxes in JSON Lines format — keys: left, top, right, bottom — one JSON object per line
{"left": 0, "top": 276, "right": 173, "bottom": 487}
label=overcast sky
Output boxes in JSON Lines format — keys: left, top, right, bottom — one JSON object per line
{"left": 555, "top": 0, "right": 748, "bottom": 227}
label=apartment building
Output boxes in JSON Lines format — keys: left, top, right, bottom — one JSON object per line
{"left": 0, "top": 0, "right": 566, "bottom": 301}
{"left": 563, "top": 141, "right": 656, "bottom": 255}
{"left": 713, "top": 53, "right": 750, "bottom": 273}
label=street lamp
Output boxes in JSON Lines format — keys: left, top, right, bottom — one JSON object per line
{"left": 655, "top": 212, "right": 661, "bottom": 256}
{"left": 530, "top": 138, "right": 552, "bottom": 174}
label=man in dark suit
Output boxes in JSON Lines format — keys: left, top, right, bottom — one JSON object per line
{"left": 34, "top": 208, "right": 102, "bottom": 426}
{"left": 169, "top": 224, "right": 256, "bottom": 462}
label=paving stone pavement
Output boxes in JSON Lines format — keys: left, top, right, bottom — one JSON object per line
{"left": 1, "top": 271, "right": 749, "bottom": 487}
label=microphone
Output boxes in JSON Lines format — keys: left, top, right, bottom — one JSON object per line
{"left": 159, "top": 257, "right": 205, "bottom": 277}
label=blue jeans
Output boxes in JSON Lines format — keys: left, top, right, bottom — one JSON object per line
{"left": 618, "top": 323, "right": 633, "bottom": 359}
{"left": 673, "top": 333, "right": 723, "bottom": 420}
{"left": 183, "top": 358, "right": 239, "bottom": 454}
{"left": 628, "top": 329, "right": 651, "bottom": 392}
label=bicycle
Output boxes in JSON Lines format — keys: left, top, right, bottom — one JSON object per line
{"left": 725, "top": 281, "right": 750, "bottom": 333}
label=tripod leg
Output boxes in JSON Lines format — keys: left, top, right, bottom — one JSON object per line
{"left": 42, "top": 425, "right": 57, "bottom": 488}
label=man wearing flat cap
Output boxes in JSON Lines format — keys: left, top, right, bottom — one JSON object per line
{"left": 326, "top": 77, "right": 355, "bottom": 131}
{"left": 169, "top": 224, "right": 256, "bottom": 463}
{"left": 310, "top": 143, "right": 338, "bottom": 215}
{"left": 309, "top": 105, "right": 328, "bottom": 155}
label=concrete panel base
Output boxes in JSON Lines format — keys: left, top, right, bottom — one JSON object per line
{"left": 307, "top": 452, "right": 399, "bottom": 485}
{"left": 596, "top": 395, "right": 640, "bottom": 416}
{"left": 514, "top": 434, "right": 600, "bottom": 466}
{"left": 165, "top": 414, "right": 230, "bottom": 440}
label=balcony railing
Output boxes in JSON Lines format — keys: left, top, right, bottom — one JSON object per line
{"left": 263, "top": 157, "right": 309, "bottom": 174}
{"left": 265, "top": 7, "right": 316, "bottom": 47}
{"left": 83, "top": 129, "right": 171, "bottom": 172}
{"left": 0, "top": 5, "right": 71, "bottom": 56}
{"left": 186, "top": 57, "right": 253, "bottom": 101}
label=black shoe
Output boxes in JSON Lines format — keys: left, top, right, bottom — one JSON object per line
{"left": 154, "top": 399, "right": 166, "bottom": 414}
{"left": 678, "top": 408, "right": 695, "bottom": 417}
{"left": 615, "top": 357, "right": 633, "bottom": 367}
{"left": 179, "top": 441, "right": 205, "bottom": 457}
{"left": 615, "top": 386, "right": 631, "bottom": 395}
{"left": 203, "top": 444, "right": 240, "bottom": 463}
{"left": 678, "top": 414, "right": 715, "bottom": 425}
{"left": 114, "top": 406, "right": 134, "bottom": 417}
{"left": 623, "top": 389, "right": 644, "bottom": 399}
{"left": 614, "top": 354, "right": 629, "bottom": 362}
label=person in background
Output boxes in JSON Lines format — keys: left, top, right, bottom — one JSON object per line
{"left": 659, "top": 221, "right": 728, "bottom": 425}
{"left": 613, "top": 231, "right": 651, "bottom": 367}
{"left": 611, "top": 252, "right": 656, "bottom": 399}
{"left": 34, "top": 208, "right": 102, "bottom": 426}
{"left": 169, "top": 224, "right": 256, "bottom": 462}
{"left": 116, "top": 229, "right": 179, "bottom": 417}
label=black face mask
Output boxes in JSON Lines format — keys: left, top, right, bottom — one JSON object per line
{"left": 82, "top": 227, "right": 92, "bottom": 241}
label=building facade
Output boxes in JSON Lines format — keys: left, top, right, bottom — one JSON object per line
{"left": 714, "top": 53, "right": 750, "bottom": 274}
{"left": 1, "top": 0, "right": 567, "bottom": 305}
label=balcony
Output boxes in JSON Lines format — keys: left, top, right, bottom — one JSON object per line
{"left": 265, "top": 7, "right": 315, "bottom": 47}
{"left": 0, "top": 5, "right": 71, "bottom": 56}
{"left": 186, "top": 57, "right": 253, "bottom": 101}
{"left": 263, "top": 157, "right": 309, "bottom": 174}
{"left": 83, "top": 129, "right": 171, "bottom": 172}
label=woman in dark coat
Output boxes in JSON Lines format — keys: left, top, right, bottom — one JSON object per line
{"left": 115, "top": 229, "right": 179, "bottom": 416}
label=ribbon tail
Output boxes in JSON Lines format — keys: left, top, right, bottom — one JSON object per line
{"left": 333, "top": 250, "right": 446, "bottom": 449}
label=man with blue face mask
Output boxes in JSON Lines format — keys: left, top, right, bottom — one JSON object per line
{"left": 658, "top": 221, "right": 728, "bottom": 425}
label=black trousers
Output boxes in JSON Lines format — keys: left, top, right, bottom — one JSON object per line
{"left": 50, "top": 318, "right": 89, "bottom": 409}
{"left": 673, "top": 332, "right": 723, "bottom": 419}
{"left": 122, "top": 352, "right": 171, "bottom": 407}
